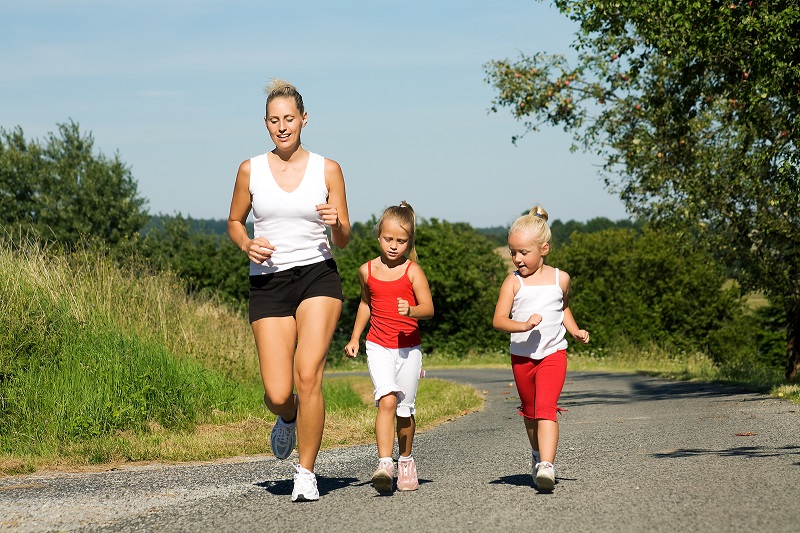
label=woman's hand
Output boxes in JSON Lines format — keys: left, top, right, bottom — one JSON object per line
{"left": 316, "top": 203, "right": 341, "bottom": 228}
{"left": 245, "top": 237, "right": 275, "bottom": 264}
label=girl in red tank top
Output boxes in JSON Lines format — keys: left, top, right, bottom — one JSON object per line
{"left": 345, "top": 201, "right": 434, "bottom": 493}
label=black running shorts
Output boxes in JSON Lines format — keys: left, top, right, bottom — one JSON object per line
{"left": 249, "top": 259, "right": 343, "bottom": 323}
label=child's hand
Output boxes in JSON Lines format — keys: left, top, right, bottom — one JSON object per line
{"left": 397, "top": 298, "right": 411, "bottom": 317}
{"left": 573, "top": 330, "right": 590, "bottom": 344}
{"left": 344, "top": 340, "right": 359, "bottom": 358}
{"left": 524, "top": 314, "right": 543, "bottom": 330}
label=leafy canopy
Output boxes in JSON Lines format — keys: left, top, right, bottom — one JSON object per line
{"left": 0, "top": 121, "right": 149, "bottom": 246}
{"left": 485, "top": 0, "right": 800, "bottom": 379}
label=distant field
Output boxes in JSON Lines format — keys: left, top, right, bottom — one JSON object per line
{"left": 494, "top": 246, "right": 514, "bottom": 273}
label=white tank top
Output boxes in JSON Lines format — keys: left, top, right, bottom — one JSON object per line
{"left": 510, "top": 269, "right": 568, "bottom": 359}
{"left": 248, "top": 151, "right": 333, "bottom": 275}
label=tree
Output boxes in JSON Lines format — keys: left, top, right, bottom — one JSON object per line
{"left": 0, "top": 121, "right": 149, "bottom": 246}
{"left": 485, "top": 1, "right": 800, "bottom": 380}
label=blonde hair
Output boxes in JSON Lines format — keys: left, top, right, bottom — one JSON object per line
{"left": 264, "top": 78, "right": 305, "bottom": 115}
{"left": 509, "top": 204, "right": 551, "bottom": 248}
{"left": 375, "top": 200, "right": 418, "bottom": 262}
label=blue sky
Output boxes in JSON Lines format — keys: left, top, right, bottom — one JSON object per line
{"left": 0, "top": 0, "right": 630, "bottom": 228}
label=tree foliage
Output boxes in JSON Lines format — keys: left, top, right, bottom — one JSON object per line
{"left": 136, "top": 215, "right": 249, "bottom": 307}
{"left": 0, "top": 121, "right": 149, "bottom": 246}
{"left": 549, "top": 227, "right": 747, "bottom": 360}
{"left": 331, "top": 218, "right": 508, "bottom": 360}
{"left": 485, "top": 0, "right": 800, "bottom": 380}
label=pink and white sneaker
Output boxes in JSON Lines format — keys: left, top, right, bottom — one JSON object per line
{"left": 371, "top": 459, "right": 394, "bottom": 493}
{"left": 534, "top": 461, "right": 555, "bottom": 491}
{"left": 397, "top": 457, "right": 419, "bottom": 491}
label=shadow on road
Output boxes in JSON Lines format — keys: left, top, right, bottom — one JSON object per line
{"left": 561, "top": 372, "right": 755, "bottom": 407}
{"left": 256, "top": 475, "right": 361, "bottom": 497}
{"left": 652, "top": 445, "right": 800, "bottom": 461}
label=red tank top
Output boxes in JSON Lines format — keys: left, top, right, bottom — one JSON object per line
{"left": 365, "top": 260, "right": 422, "bottom": 348}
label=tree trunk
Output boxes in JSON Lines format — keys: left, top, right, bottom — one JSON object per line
{"left": 785, "top": 302, "right": 800, "bottom": 382}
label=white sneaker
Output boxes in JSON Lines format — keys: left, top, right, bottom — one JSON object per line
{"left": 291, "top": 464, "right": 319, "bottom": 502}
{"left": 270, "top": 415, "right": 296, "bottom": 460}
{"left": 534, "top": 461, "right": 555, "bottom": 490}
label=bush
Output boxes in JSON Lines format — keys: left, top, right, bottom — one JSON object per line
{"left": 548, "top": 227, "right": 747, "bottom": 359}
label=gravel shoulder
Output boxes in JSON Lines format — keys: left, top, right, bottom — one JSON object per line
{"left": 1, "top": 369, "right": 798, "bottom": 532}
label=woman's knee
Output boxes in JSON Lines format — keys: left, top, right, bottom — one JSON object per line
{"left": 294, "top": 368, "right": 324, "bottom": 397}
{"left": 263, "top": 390, "right": 295, "bottom": 411}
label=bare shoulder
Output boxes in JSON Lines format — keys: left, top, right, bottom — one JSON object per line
{"left": 359, "top": 261, "right": 371, "bottom": 276}
{"left": 500, "top": 272, "right": 519, "bottom": 290}
{"left": 324, "top": 157, "right": 343, "bottom": 176}
{"left": 556, "top": 267, "right": 571, "bottom": 291}
{"left": 408, "top": 261, "right": 429, "bottom": 281}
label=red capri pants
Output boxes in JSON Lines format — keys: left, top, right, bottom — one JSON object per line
{"left": 511, "top": 349, "right": 567, "bottom": 421}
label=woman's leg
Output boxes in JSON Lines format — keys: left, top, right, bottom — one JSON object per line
{"left": 251, "top": 316, "right": 299, "bottom": 420}
{"left": 293, "top": 296, "right": 342, "bottom": 471}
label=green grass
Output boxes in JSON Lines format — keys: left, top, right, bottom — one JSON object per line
{"left": 0, "top": 236, "right": 482, "bottom": 475}
{"left": 0, "top": 234, "right": 796, "bottom": 476}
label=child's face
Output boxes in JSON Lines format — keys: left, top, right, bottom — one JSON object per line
{"left": 378, "top": 218, "right": 410, "bottom": 262}
{"left": 508, "top": 231, "right": 549, "bottom": 276}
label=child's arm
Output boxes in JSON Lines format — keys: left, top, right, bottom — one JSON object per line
{"left": 492, "top": 274, "right": 542, "bottom": 333}
{"left": 560, "top": 271, "right": 590, "bottom": 344}
{"left": 345, "top": 264, "right": 372, "bottom": 357}
{"left": 398, "top": 263, "right": 434, "bottom": 320}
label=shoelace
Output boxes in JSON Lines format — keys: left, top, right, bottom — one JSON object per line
{"left": 275, "top": 423, "right": 292, "bottom": 446}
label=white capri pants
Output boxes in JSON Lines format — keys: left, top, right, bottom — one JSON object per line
{"left": 365, "top": 340, "right": 422, "bottom": 418}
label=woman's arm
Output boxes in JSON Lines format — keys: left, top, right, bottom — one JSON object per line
{"left": 319, "top": 158, "right": 351, "bottom": 248}
{"left": 227, "top": 159, "right": 275, "bottom": 264}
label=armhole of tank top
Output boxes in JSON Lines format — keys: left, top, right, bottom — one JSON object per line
{"left": 555, "top": 268, "right": 560, "bottom": 286}
{"left": 404, "top": 260, "right": 413, "bottom": 277}
{"left": 367, "top": 259, "right": 373, "bottom": 279}
{"left": 514, "top": 271, "right": 525, "bottom": 288}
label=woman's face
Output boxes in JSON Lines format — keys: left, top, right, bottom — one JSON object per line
{"left": 265, "top": 97, "right": 307, "bottom": 150}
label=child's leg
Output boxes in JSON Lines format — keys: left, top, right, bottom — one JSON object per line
{"left": 511, "top": 354, "right": 538, "bottom": 452}
{"left": 366, "top": 341, "right": 403, "bottom": 459}
{"left": 394, "top": 345, "right": 423, "bottom": 456}
{"left": 536, "top": 420, "right": 559, "bottom": 463}
{"left": 532, "top": 350, "right": 567, "bottom": 464}
{"left": 396, "top": 415, "right": 415, "bottom": 457}
{"left": 376, "top": 394, "right": 398, "bottom": 458}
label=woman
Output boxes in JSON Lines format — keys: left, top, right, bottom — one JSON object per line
{"left": 228, "top": 79, "right": 351, "bottom": 502}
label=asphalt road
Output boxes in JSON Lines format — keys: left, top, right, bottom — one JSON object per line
{"left": 1, "top": 369, "right": 798, "bottom": 532}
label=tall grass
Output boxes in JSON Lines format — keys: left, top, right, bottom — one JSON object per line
{"left": 1, "top": 235, "right": 258, "bottom": 460}
{"left": 0, "top": 234, "right": 483, "bottom": 475}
